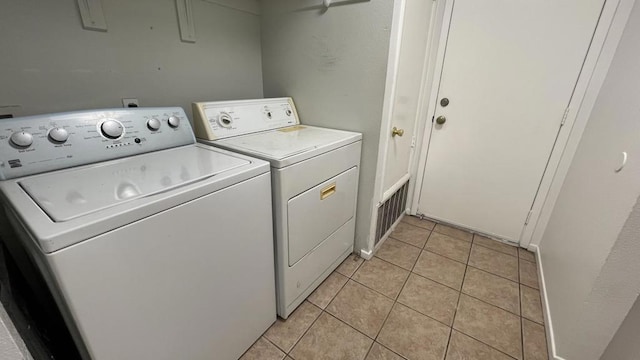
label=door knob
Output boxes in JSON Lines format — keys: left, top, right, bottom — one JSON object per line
{"left": 391, "top": 127, "right": 404, "bottom": 137}
{"left": 436, "top": 116, "right": 447, "bottom": 125}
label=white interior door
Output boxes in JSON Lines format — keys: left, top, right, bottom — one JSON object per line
{"left": 417, "top": 0, "right": 605, "bottom": 241}
{"left": 381, "top": 0, "right": 434, "bottom": 196}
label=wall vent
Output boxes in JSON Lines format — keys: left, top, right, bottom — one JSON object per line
{"left": 375, "top": 180, "right": 409, "bottom": 246}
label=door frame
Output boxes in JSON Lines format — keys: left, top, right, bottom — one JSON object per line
{"left": 364, "top": 0, "right": 440, "bottom": 258}
{"left": 410, "top": 0, "right": 634, "bottom": 248}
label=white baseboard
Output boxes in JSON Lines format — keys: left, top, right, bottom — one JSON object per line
{"left": 530, "top": 244, "right": 566, "bottom": 360}
{"left": 360, "top": 248, "right": 373, "bottom": 260}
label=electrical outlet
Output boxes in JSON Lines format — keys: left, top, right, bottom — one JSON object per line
{"left": 122, "top": 98, "right": 139, "bottom": 108}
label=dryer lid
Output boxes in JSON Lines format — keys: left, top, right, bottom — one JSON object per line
{"left": 214, "top": 125, "right": 361, "bottom": 161}
{"left": 18, "top": 146, "right": 250, "bottom": 222}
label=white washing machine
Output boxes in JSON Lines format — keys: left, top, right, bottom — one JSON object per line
{"left": 0, "top": 107, "right": 276, "bottom": 360}
{"left": 192, "top": 98, "right": 362, "bottom": 318}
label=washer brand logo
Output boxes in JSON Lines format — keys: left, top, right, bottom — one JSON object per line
{"left": 8, "top": 159, "right": 21, "bottom": 168}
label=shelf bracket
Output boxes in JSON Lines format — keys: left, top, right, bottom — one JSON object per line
{"left": 76, "top": 0, "right": 108, "bottom": 31}
{"left": 176, "top": 0, "right": 197, "bottom": 43}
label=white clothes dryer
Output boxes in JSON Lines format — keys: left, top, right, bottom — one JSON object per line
{"left": 0, "top": 108, "right": 276, "bottom": 360}
{"left": 192, "top": 98, "right": 362, "bottom": 318}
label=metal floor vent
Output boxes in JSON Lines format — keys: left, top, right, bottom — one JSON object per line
{"left": 375, "top": 180, "right": 409, "bottom": 246}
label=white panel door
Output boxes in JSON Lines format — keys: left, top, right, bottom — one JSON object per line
{"left": 382, "top": 0, "right": 434, "bottom": 194}
{"left": 418, "top": 0, "right": 605, "bottom": 241}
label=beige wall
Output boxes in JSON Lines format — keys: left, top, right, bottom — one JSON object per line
{"left": 538, "top": 1, "right": 640, "bottom": 358}
{"left": 601, "top": 295, "right": 640, "bottom": 360}
{"left": 260, "top": 0, "right": 394, "bottom": 252}
{"left": 0, "top": 0, "right": 264, "bottom": 119}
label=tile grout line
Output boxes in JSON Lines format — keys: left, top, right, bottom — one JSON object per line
{"left": 284, "top": 273, "right": 353, "bottom": 358}
{"left": 450, "top": 242, "right": 523, "bottom": 360}
{"left": 452, "top": 329, "right": 520, "bottom": 360}
{"left": 399, "top": 218, "right": 436, "bottom": 233}
{"left": 376, "top": 239, "right": 525, "bottom": 314}
{"left": 349, "top": 275, "right": 405, "bottom": 302}
{"left": 409, "top": 270, "right": 522, "bottom": 322}
{"left": 336, "top": 255, "right": 365, "bottom": 278}
{"left": 518, "top": 255, "right": 526, "bottom": 360}
{"left": 297, "top": 258, "right": 402, "bottom": 358}
{"left": 381, "top": 230, "right": 538, "bottom": 359}
{"left": 467, "top": 244, "right": 521, "bottom": 282}
{"left": 364, "top": 238, "right": 426, "bottom": 359}
{"left": 466, "top": 263, "right": 521, "bottom": 286}
{"left": 444, "top": 255, "right": 470, "bottom": 360}
{"left": 259, "top": 335, "right": 288, "bottom": 359}
{"left": 279, "top": 231, "right": 538, "bottom": 360}
{"left": 520, "top": 283, "right": 545, "bottom": 325}
{"left": 373, "top": 241, "right": 421, "bottom": 340}
{"left": 387, "top": 235, "right": 427, "bottom": 251}
{"left": 473, "top": 239, "right": 519, "bottom": 258}
{"left": 374, "top": 238, "right": 526, "bottom": 317}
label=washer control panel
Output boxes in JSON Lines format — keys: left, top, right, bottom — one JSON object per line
{"left": 0, "top": 107, "right": 195, "bottom": 180}
{"left": 192, "top": 97, "right": 299, "bottom": 141}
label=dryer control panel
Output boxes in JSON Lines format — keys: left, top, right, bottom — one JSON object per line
{"left": 192, "top": 97, "right": 299, "bottom": 141}
{"left": 0, "top": 107, "right": 195, "bottom": 180}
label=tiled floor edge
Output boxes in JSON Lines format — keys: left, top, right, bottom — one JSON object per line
{"left": 530, "top": 244, "right": 565, "bottom": 360}
{"left": 472, "top": 240, "right": 519, "bottom": 257}
{"left": 387, "top": 235, "right": 423, "bottom": 250}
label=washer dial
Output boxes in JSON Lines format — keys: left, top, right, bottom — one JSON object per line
{"left": 10, "top": 131, "right": 33, "bottom": 148}
{"left": 48, "top": 127, "right": 69, "bottom": 143}
{"left": 147, "top": 118, "right": 161, "bottom": 131}
{"left": 167, "top": 116, "right": 180, "bottom": 128}
{"left": 100, "top": 120, "right": 124, "bottom": 139}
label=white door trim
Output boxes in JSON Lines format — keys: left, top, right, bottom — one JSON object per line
{"left": 367, "top": 0, "right": 441, "bottom": 254}
{"left": 367, "top": 0, "right": 406, "bottom": 254}
{"left": 411, "top": 0, "right": 634, "bottom": 248}
{"left": 405, "top": 0, "right": 448, "bottom": 214}
{"left": 410, "top": 0, "right": 455, "bottom": 215}
{"left": 523, "top": 0, "right": 636, "bottom": 250}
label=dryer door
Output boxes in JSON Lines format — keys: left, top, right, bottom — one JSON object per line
{"left": 287, "top": 166, "right": 358, "bottom": 266}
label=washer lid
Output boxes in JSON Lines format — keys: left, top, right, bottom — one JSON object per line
{"left": 213, "top": 125, "right": 362, "bottom": 166}
{"left": 18, "top": 146, "right": 250, "bottom": 222}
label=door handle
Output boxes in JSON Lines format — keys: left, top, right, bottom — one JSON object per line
{"left": 436, "top": 116, "right": 447, "bottom": 125}
{"left": 392, "top": 127, "right": 404, "bottom": 137}
{"left": 320, "top": 183, "right": 336, "bottom": 200}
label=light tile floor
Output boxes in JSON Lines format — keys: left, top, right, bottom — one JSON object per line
{"left": 240, "top": 216, "right": 548, "bottom": 360}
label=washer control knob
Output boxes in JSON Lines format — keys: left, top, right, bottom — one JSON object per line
{"left": 10, "top": 131, "right": 33, "bottom": 148}
{"left": 101, "top": 120, "right": 124, "bottom": 139}
{"left": 48, "top": 127, "right": 69, "bottom": 143}
{"left": 147, "top": 118, "right": 161, "bottom": 131}
{"left": 218, "top": 113, "right": 233, "bottom": 128}
{"left": 167, "top": 116, "right": 180, "bottom": 128}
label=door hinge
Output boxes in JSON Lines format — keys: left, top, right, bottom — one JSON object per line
{"left": 524, "top": 210, "right": 533, "bottom": 225}
{"left": 411, "top": 136, "right": 416, "bottom": 148}
{"left": 560, "top": 107, "right": 570, "bottom": 126}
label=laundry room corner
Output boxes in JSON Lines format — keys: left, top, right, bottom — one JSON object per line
{"left": 4, "top": 0, "right": 640, "bottom": 359}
